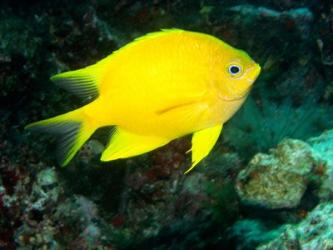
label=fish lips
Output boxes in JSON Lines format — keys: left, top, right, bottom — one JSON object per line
{"left": 219, "top": 90, "right": 251, "bottom": 102}
{"left": 218, "top": 83, "right": 253, "bottom": 102}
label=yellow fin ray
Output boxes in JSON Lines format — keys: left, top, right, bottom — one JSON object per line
{"left": 185, "top": 124, "right": 223, "bottom": 174}
{"left": 100, "top": 128, "right": 169, "bottom": 161}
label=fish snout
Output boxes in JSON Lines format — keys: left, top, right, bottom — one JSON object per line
{"left": 243, "top": 63, "right": 261, "bottom": 86}
{"left": 250, "top": 63, "right": 261, "bottom": 82}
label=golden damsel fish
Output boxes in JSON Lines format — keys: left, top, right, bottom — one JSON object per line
{"left": 26, "top": 29, "right": 261, "bottom": 173}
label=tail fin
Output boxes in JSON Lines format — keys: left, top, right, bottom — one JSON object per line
{"left": 25, "top": 109, "right": 97, "bottom": 166}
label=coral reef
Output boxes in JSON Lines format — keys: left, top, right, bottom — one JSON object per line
{"left": 258, "top": 202, "right": 333, "bottom": 250}
{"left": 309, "top": 130, "right": 333, "bottom": 201}
{"left": 229, "top": 219, "right": 286, "bottom": 250}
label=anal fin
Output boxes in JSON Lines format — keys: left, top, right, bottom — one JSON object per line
{"left": 185, "top": 124, "right": 223, "bottom": 174}
{"left": 100, "top": 127, "right": 169, "bottom": 161}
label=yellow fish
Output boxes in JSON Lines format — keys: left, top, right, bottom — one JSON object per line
{"left": 26, "top": 29, "right": 261, "bottom": 173}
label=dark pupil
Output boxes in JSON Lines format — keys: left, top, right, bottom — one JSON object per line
{"left": 230, "top": 66, "right": 240, "bottom": 74}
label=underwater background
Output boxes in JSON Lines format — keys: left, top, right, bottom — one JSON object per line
{"left": 1, "top": 0, "right": 333, "bottom": 249}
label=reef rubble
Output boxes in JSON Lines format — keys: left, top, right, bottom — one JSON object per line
{"left": 236, "top": 130, "right": 333, "bottom": 209}
{"left": 230, "top": 129, "right": 333, "bottom": 249}
{"left": 236, "top": 139, "right": 315, "bottom": 209}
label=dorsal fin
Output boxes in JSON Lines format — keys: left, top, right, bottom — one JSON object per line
{"left": 50, "top": 29, "right": 185, "bottom": 100}
{"left": 111, "top": 29, "right": 185, "bottom": 57}
{"left": 51, "top": 63, "right": 106, "bottom": 101}
{"left": 134, "top": 29, "right": 184, "bottom": 42}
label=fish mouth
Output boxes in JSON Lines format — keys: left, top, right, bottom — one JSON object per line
{"left": 219, "top": 89, "right": 250, "bottom": 102}
{"left": 218, "top": 79, "right": 253, "bottom": 102}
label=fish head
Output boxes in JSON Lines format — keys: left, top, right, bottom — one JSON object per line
{"left": 216, "top": 48, "right": 261, "bottom": 102}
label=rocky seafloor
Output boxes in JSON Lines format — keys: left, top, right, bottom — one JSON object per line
{"left": 1, "top": 0, "right": 333, "bottom": 249}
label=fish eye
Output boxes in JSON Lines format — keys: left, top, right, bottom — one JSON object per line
{"left": 228, "top": 64, "right": 242, "bottom": 77}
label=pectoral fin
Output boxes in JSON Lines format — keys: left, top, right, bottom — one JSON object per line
{"left": 100, "top": 127, "right": 169, "bottom": 161}
{"left": 185, "top": 124, "right": 223, "bottom": 174}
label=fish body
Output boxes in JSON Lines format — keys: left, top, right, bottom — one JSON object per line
{"left": 26, "top": 29, "right": 261, "bottom": 172}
